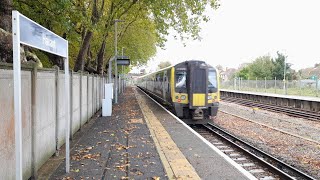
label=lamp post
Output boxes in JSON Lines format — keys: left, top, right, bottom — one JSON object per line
{"left": 114, "top": 19, "right": 124, "bottom": 104}
{"left": 121, "top": 47, "right": 125, "bottom": 93}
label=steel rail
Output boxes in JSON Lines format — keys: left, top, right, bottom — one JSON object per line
{"left": 202, "top": 123, "right": 316, "bottom": 180}
{"left": 221, "top": 97, "right": 320, "bottom": 121}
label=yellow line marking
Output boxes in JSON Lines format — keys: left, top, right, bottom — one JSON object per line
{"left": 134, "top": 88, "right": 201, "bottom": 180}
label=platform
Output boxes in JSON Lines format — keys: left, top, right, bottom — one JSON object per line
{"left": 221, "top": 89, "right": 320, "bottom": 112}
{"left": 38, "top": 87, "right": 253, "bottom": 179}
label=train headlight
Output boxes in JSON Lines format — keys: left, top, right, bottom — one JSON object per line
{"left": 208, "top": 95, "right": 212, "bottom": 100}
{"left": 175, "top": 96, "right": 179, "bottom": 99}
{"left": 180, "top": 95, "right": 186, "bottom": 100}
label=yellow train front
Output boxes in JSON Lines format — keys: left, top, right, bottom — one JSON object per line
{"left": 137, "top": 60, "right": 220, "bottom": 124}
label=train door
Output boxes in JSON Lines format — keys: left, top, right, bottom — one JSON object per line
{"left": 163, "top": 71, "right": 167, "bottom": 100}
{"left": 188, "top": 62, "right": 208, "bottom": 108}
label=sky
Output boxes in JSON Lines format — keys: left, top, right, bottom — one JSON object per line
{"left": 136, "top": 0, "right": 320, "bottom": 73}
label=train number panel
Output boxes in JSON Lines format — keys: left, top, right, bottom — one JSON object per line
{"left": 137, "top": 60, "right": 220, "bottom": 124}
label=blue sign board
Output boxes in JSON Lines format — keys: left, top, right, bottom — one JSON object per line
{"left": 19, "top": 14, "right": 68, "bottom": 57}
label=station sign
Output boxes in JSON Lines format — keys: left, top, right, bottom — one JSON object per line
{"left": 117, "top": 56, "right": 130, "bottom": 66}
{"left": 12, "top": 11, "right": 70, "bottom": 177}
{"left": 19, "top": 14, "right": 68, "bottom": 57}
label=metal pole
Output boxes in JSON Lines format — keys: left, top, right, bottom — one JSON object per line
{"left": 114, "top": 20, "right": 118, "bottom": 103}
{"left": 316, "top": 78, "right": 318, "bottom": 97}
{"left": 122, "top": 48, "right": 124, "bottom": 94}
{"left": 274, "top": 77, "right": 277, "bottom": 93}
{"left": 299, "top": 76, "right": 302, "bottom": 96}
{"left": 55, "top": 66, "right": 60, "bottom": 155}
{"left": 108, "top": 59, "right": 112, "bottom": 83}
{"left": 64, "top": 45, "right": 70, "bottom": 173}
{"left": 285, "top": 76, "right": 288, "bottom": 95}
{"left": 265, "top": 77, "right": 267, "bottom": 92}
{"left": 114, "top": 19, "right": 124, "bottom": 102}
{"left": 12, "top": 11, "right": 23, "bottom": 180}
{"left": 283, "top": 59, "right": 286, "bottom": 94}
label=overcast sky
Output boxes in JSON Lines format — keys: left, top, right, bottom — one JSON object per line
{"left": 142, "top": 0, "right": 320, "bottom": 72}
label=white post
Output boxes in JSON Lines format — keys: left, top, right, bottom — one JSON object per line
{"left": 274, "top": 77, "right": 277, "bottom": 93}
{"left": 12, "top": 11, "right": 23, "bottom": 180}
{"left": 283, "top": 59, "right": 286, "bottom": 94}
{"left": 265, "top": 77, "right": 267, "bottom": 92}
{"left": 114, "top": 20, "right": 118, "bottom": 103}
{"left": 64, "top": 45, "right": 70, "bottom": 173}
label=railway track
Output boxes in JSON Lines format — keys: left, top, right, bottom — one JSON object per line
{"left": 138, "top": 87, "right": 316, "bottom": 179}
{"left": 191, "top": 123, "right": 316, "bottom": 180}
{"left": 221, "top": 96, "right": 320, "bottom": 121}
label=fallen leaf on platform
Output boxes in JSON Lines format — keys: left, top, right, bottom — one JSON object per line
{"left": 63, "top": 177, "right": 73, "bottom": 180}
{"left": 86, "top": 146, "right": 93, "bottom": 150}
{"left": 121, "top": 177, "right": 129, "bottom": 180}
{"left": 152, "top": 176, "right": 160, "bottom": 180}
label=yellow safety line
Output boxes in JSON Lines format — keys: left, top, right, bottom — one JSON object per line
{"left": 134, "top": 88, "right": 201, "bottom": 180}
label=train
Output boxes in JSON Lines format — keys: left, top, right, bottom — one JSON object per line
{"left": 136, "top": 60, "right": 220, "bottom": 124}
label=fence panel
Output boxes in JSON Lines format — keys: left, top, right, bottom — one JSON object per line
{"left": 0, "top": 69, "right": 33, "bottom": 179}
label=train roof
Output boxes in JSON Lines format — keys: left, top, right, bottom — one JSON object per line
{"left": 137, "top": 60, "right": 216, "bottom": 79}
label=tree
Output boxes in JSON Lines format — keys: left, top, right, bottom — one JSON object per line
{"left": 3, "top": 0, "right": 219, "bottom": 75}
{"left": 0, "top": 0, "right": 13, "bottom": 62}
{"left": 236, "top": 66, "right": 250, "bottom": 80}
{"left": 158, "top": 61, "right": 171, "bottom": 69}
{"left": 0, "top": 0, "right": 12, "bottom": 31}
{"left": 272, "top": 51, "right": 294, "bottom": 80}
{"left": 272, "top": 51, "right": 286, "bottom": 80}
{"left": 74, "top": 0, "right": 105, "bottom": 72}
{"left": 247, "top": 55, "right": 274, "bottom": 79}
{"left": 216, "top": 65, "right": 223, "bottom": 72}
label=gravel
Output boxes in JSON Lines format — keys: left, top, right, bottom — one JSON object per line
{"left": 214, "top": 101, "right": 320, "bottom": 179}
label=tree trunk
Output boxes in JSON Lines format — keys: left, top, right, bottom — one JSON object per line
{"left": 96, "top": 36, "right": 107, "bottom": 75}
{"left": 73, "top": 31, "right": 93, "bottom": 72}
{"left": 0, "top": 0, "right": 12, "bottom": 32}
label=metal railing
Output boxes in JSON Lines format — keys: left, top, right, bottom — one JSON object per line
{"left": 221, "top": 77, "right": 320, "bottom": 97}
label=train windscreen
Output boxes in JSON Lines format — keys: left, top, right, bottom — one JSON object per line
{"left": 208, "top": 70, "right": 217, "bottom": 90}
{"left": 175, "top": 71, "right": 187, "bottom": 88}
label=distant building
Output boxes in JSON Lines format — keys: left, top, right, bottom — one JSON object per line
{"left": 219, "top": 67, "right": 237, "bottom": 81}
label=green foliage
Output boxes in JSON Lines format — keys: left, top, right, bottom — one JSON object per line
{"left": 158, "top": 61, "right": 172, "bottom": 69}
{"left": 236, "top": 66, "right": 250, "bottom": 79}
{"left": 247, "top": 55, "right": 274, "bottom": 79}
{"left": 34, "top": 50, "right": 53, "bottom": 68}
{"left": 12, "top": 0, "right": 219, "bottom": 71}
{"left": 272, "top": 51, "right": 289, "bottom": 80}
{"left": 235, "top": 52, "right": 296, "bottom": 80}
